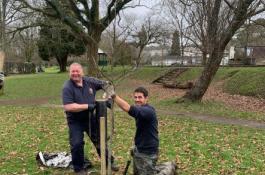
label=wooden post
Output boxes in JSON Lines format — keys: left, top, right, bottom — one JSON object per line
{"left": 0, "top": 51, "right": 4, "bottom": 71}
{"left": 100, "top": 116, "right": 107, "bottom": 175}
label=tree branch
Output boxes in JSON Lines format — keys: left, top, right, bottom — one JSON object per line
{"left": 19, "top": 0, "right": 57, "bottom": 18}
{"left": 7, "top": 23, "right": 44, "bottom": 40}
{"left": 223, "top": 0, "right": 235, "bottom": 9}
{"left": 220, "top": 0, "right": 253, "bottom": 50}
{"left": 43, "top": 0, "right": 88, "bottom": 41}
{"left": 90, "top": 0, "right": 99, "bottom": 24}
{"left": 77, "top": 0, "right": 90, "bottom": 19}
{"left": 100, "top": 0, "right": 132, "bottom": 32}
{"left": 68, "top": 0, "right": 89, "bottom": 27}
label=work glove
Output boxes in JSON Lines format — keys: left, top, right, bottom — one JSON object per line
{"left": 88, "top": 103, "right": 96, "bottom": 111}
{"left": 106, "top": 98, "right": 113, "bottom": 108}
{"left": 102, "top": 81, "right": 116, "bottom": 98}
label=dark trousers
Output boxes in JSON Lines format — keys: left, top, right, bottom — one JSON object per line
{"left": 132, "top": 148, "right": 158, "bottom": 175}
{"left": 67, "top": 115, "right": 113, "bottom": 172}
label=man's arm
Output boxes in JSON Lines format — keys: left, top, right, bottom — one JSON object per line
{"left": 113, "top": 95, "right": 130, "bottom": 112}
{"left": 62, "top": 84, "right": 91, "bottom": 112}
{"left": 64, "top": 103, "right": 89, "bottom": 112}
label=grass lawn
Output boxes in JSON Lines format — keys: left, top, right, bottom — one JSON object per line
{"left": 223, "top": 67, "right": 265, "bottom": 98}
{"left": 158, "top": 99, "right": 265, "bottom": 121}
{"left": 0, "top": 66, "right": 265, "bottom": 174}
{"left": 0, "top": 106, "right": 264, "bottom": 175}
{"left": 0, "top": 73, "right": 68, "bottom": 100}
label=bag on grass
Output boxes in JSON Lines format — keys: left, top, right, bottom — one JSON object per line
{"left": 36, "top": 152, "right": 72, "bottom": 168}
{"left": 36, "top": 151, "right": 92, "bottom": 169}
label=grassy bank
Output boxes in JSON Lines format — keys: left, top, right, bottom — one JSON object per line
{"left": 172, "top": 66, "right": 265, "bottom": 98}
{"left": 223, "top": 67, "right": 265, "bottom": 98}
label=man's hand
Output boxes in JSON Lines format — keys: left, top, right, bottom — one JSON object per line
{"left": 102, "top": 81, "right": 115, "bottom": 98}
{"left": 88, "top": 104, "right": 96, "bottom": 111}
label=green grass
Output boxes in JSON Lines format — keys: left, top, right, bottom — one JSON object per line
{"left": 172, "top": 67, "right": 243, "bottom": 83}
{"left": 0, "top": 106, "right": 264, "bottom": 174}
{"left": 44, "top": 66, "right": 61, "bottom": 73}
{"left": 175, "top": 67, "right": 202, "bottom": 83}
{"left": 171, "top": 67, "right": 265, "bottom": 99}
{"left": 0, "top": 73, "right": 68, "bottom": 100}
{"left": 0, "top": 66, "right": 265, "bottom": 174}
{"left": 158, "top": 115, "right": 265, "bottom": 175}
{"left": 157, "top": 99, "right": 265, "bottom": 121}
{"left": 0, "top": 66, "right": 169, "bottom": 102}
{"left": 223, "top": 67, "right": 265, "bottom": 98}
{"left": 214, "top": 67, "right": 241, "bottom": 81}
{"left": 130, "top": 66, "right": 169, "bottom": 81}
{"left": 1, "top": 67, "right": 265, "bottom": 122}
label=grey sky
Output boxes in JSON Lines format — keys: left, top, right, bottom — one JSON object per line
{"left": 124, "top": 0, "right": 160, "bottom": 18}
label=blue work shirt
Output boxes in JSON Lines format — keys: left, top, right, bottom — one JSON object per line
{"left": 128, "top": 104, "right": 159, "bottom": 154}
{"left": 62, "top": 77, "right": 104, "bottom": 120}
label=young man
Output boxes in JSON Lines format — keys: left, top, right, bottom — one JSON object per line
{"left": 111, "top": 86, "right": 159, "bottom": 175}
{"left": 62, "top": 63, "right": 118, "bottom": 175}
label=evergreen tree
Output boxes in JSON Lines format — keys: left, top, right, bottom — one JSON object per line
{"left": 170, "top": 30, "right": 181, "bottom": 56}
{"left": 37, "top": 23, "right": 86, "bottom": 72}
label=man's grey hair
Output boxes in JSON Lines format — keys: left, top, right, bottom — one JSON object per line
{"left": 70, "top": 62, "right": 82, "bottom": 69}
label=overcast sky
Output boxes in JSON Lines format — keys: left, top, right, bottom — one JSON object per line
{"left": 124, "top": 0, "right": 160, "bottom": 19}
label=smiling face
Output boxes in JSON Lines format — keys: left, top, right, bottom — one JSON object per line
{"left": 69, "top": 63, "right": 84, "bottom": 84}
{"left": 134, "top": 92, "right": 148, "bottom": 106}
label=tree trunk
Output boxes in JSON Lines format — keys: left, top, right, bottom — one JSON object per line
{"left": 86, "top": 40, "right": 100, "bottom": 77}
{"left": 177, "top": 0, "right": 262, "bottom": 102}
{"left": 201, "top": 52, "right": 207, "bottom": 65}
{"left": 183, "top": 49, "right": 223, "bottom": 101}
{"left": 136, "top": 46, "right": 144, "bottom": 68}
{"left": 56, "top": 55, "right": 67, "bottom": 72}
{"left": 60, "top": 56, "right": 67, "bottom": 72}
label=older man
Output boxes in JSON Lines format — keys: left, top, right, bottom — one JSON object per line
{"left": 62, "top": 63, "right": 118, "bottom": 175}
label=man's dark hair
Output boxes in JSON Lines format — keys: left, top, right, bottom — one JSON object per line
{"left": 134, "top": 87, "right": 148, "bottom": 97}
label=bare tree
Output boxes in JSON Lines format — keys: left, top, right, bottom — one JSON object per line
{"left": 101, "top": 13, "right": 136, "bottom": 68}
{"left": 0, "top": 0, "right": 18, "bottom": 64}
{"left": 1, "top": 0, "right": 38, "bottom": 62}
{"left": 232, "top": 18, "right": 265, "bottom": 46}
{"left": 18, "top": 0, "right": 137, "bottom": 76}
{"left": 131, "top": 15, "right": 164, "bottom": 67}
{"left": 161, "top": 0, "right": 190, "bottom": 56}
{"left": 0, "top": 0, "right": 9, "bottom": 52}
{"left": 177, "top": 0, "right": 265, "bottom": 101}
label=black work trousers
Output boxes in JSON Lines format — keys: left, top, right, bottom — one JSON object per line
{"left": 67, "top": 113, "right": 113, "bottom": 172}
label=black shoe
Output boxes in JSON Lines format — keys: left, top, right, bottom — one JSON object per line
{"left": 111, "top": 162, "right": 119, "bottom": 172}
{"left": 69, "top": 159, "right": 92, "bottom": 170}
{"left": 84, "top": 158, "right": 93, "bottom": 169}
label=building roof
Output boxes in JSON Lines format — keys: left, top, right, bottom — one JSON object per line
{"left": 98, "top": 48, "right": 105, "bottom": 54}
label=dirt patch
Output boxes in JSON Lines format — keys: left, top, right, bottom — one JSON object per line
{"left": 146, "top": 81, "right": 265, "bottom": 114}
{"left": 204, "top": 81, "right": 265, "bottom": 113}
